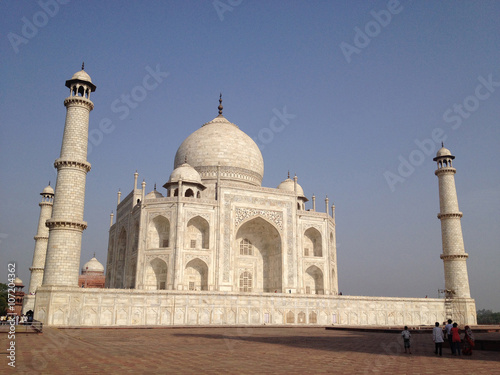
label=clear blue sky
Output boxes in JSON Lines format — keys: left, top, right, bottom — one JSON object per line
{"left": 1, "top": 0, "right": 499, "bottom": 311}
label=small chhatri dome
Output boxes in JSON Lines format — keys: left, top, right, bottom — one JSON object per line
{"left": 71, "top": 69, "right": 93, "bottom": 84}
{"left": 14, "top": 277, "right": 23, "bottom": 286}
{"left": 436, "top": 147, "right": 452, "bottom": 157}
{"left": 146, "top": 189, "right": 164, "bottom": 199}
{"left": 434, "top": 144, "right": 455, "bottom": 161}
{"left": 66, "top": 64, "right": 96, "bottom": 91}
{"left": 277, "top": 177, "right": 294, "bottom": 191}
{"left": 167, "top": 163, "right": 202, "bottom": 185}
{"left": 42, "top": 183, "right": 54, "bottom": 195}
{"left": 277, "top": 175, "right": 305, "bottom": 197}
{"left": 82, "top": 256, "right": 105, "bottom": 273}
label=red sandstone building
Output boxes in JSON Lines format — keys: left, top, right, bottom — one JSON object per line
{"left": 13, "top": 277, "right": 25, "bottom": 316}
{"left": 78, "top": 255, "right": 105, "bottom": 288}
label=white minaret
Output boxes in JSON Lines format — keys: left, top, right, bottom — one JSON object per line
{"left": 434, "top": 145, "right": 471, "bottom": 299}
{"left": 23, "top": 184, "right": 54, "bottom": 312}
{"left": 42, "top": 65, "right": 96, "bottom": 287}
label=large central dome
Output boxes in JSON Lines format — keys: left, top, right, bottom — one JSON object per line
{"left": 174, "top": 115, "right": 264, "bottom": 186}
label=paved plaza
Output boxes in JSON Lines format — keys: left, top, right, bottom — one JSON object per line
{"left": 3, "top": 327, "right": 500, "bottom": 374}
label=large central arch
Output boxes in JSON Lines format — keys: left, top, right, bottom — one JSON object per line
{"left": 235, "top": 217, "right": 282, "bottom": 293}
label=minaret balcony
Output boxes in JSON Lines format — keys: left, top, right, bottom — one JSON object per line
{"left": 64, "top": 96, "right": 94, "bottom": 110}
{"left": 440, "top": 253, "right": 469, "bottom": 260}
{"left": 435, "top": 167, "right": 456, "bottom": 176}
{"left": 437, "top": 212, "right": 463, "bottom": 219}
{"left": 54, "top": 159, "right": 91, "bottom": 173}
{"left": 45, "top": 219, "right": 88, "bottom": 231}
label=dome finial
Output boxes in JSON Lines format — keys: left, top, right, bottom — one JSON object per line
{"left": 93, "top": 252, "right": 96, "bottom": 258}
{"left": 442, "top": 142, "right": 444, "bottom": 147}
{"left": 287, "top": 171, "right": 290, "bottom": 179}
{"left": 82, "top": 62, "right": 85, "bottom": 70}
{"left": 154, "top": 183, "right": 157, "bottom": 191}
{"left": 218, "top": 93, "right": 223, "bottom": 116}
{"left": 184, "top": 155, "right": 188, "bottom": 164}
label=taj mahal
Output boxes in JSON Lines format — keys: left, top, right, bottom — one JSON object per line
{"left": 23, "top": 67, "right": 477, "bottom": 326}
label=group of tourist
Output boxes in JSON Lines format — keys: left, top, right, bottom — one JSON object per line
{"left": 0, "top": 315, "right": 25, "bottom": 325}
{"left": 401, "top": 319, "right": 475, "bottom": 356}
{"left": 0, "top": 312, "right": 33, "bottom": 325}
{"left": 441, "top": 319, "right": 475, "bottom": 356}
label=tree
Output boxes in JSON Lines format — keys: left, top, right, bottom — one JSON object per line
{"left": 477, "top": 309, "right": 500, "bottom": 324}
{"left": 0, "top": 283, "right": 7, "bottom": 316}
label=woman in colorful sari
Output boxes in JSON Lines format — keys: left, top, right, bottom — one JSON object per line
{"left": 462, "top": 325, "right": 475, "bottom": 355}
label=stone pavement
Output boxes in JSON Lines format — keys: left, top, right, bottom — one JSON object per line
{"left": 3, "top": 327, "right": 500, "bottom": 374}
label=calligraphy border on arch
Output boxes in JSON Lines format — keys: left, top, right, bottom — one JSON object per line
{"left": 185, "top": 211, "right": 211, "bottom": 223}
{"left": 234, "top": 207, "right": 283, "bottom": 231}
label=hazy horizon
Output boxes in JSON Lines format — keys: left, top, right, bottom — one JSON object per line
{"left": 1, "top": 0, "right": 499, "bottom": 312}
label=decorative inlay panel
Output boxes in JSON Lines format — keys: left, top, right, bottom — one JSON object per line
{"left": 185, "top": 254, "right": 210, "bottom": 264}
{"left": 146, "top": 254, "right": 169, "bottom": 263}
{"left": 149, "top": 212, "right": 172, "bottom": 221}
{"left": 302, "top": 223, "right": 322, "bottom": 232}
{"left": 186, "top": 212, "right": 211, "bottom": 223}
{"left": 235, "top": 208, "right": 283, "bottom": 231}
{"left": 304, "top": 262, "right": 324, "bottom": 271}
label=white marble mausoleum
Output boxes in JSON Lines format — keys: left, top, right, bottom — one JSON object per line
{"left": 27, "top": 67, "right": 477, "bottom": 327}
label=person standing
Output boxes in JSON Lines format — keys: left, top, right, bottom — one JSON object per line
{"left": 445, "top": 319, "right": 454, "bottom": 354}
{"left": 451, "top": 322, "right": 461, "bottom": 356}
{"left": 433, "top": 322, "right": 444, "bottom": 356}
{"left": 402, "top": 326, "right": 412, "bottom": 354}
{"left": 462, "top": 326, "right": 475, "bottom": 355}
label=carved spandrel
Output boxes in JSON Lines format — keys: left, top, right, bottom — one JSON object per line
{"left": 235, "top": 207, "right": 283, "bottom": 231}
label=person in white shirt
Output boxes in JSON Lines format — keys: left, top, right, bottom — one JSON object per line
{"left": 433, "top": 322, "right": 445, "bottom": 356}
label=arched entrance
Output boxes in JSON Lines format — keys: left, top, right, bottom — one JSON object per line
{"left": 186, "top": 216, "right": 209, "bottom": 249}
{"left": 235, "top": 217, "right": 282, "bottom": 293}
{"left": 145, "top": 258, "right": 168, "bottom": 290}
{"left": 184, "top": 258, "right": 208, "bottom": 291}
{"left": 304, "top": 265, "right": 324, "bottom": 294}
{"left": 304, "top": 227, "right": 322, "bottom": 257}
{"left": 148, "top": 215, "right": 170, "bottom": 248}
